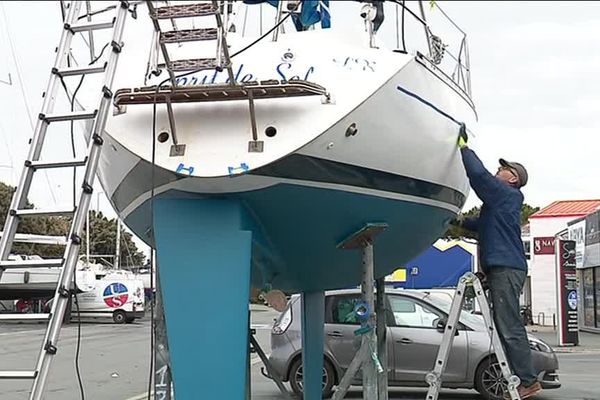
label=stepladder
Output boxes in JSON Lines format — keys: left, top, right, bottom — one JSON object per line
{"left": 425, "top": 272, "right": 522, "bottom": 400}
{"left": 0, "top": 2, "right": 131, "bottom": 399}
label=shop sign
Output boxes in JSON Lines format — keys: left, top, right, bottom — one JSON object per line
{"left": 585, "top": 210, "right": 600, "bottom": 246}
{"left": 533, "top": 237, "right": 555, "bottom": 255}
{"left": 584, "top": 211, "right": 600, "bottom": 267}
{"left": 555, "top": 240, "right": 579, "bottom": 346}
{"left": 568, "top": 219, "right": 586, "bottom": 268}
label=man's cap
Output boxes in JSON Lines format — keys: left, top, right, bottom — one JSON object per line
{"left": 499, "top": 158, "right": 528, "bottom": 187}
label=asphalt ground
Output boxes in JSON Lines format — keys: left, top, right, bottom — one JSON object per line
{"left": 1, "top": 308, "right": 599, "bottom": 400}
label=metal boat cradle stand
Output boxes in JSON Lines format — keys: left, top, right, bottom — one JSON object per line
{"left": 0, "top": 1, "right": 509, "bottom": 400}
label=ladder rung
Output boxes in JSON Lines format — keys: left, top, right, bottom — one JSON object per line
{"left": 0, "top": 313, "right": 50, "bottom": 321}
{"left": 0, "top": 371, "right": 37, "bottom": 379}
{"left": 162, "top": 58, "right": 222, "bottom": 72}
{"left": 54, "top": 64, "right": 107, "bottom": 77}
{"left": 0, "top": 259, "right": 63, "bottom": 269}
{"left": 28, "top": 158, "right": 88, "bottom": 170}
{"left": 160, "top": 28, "right": 218, "bottom": 44}
{"left": 67, "top": 19, "right": 115, "bottom": 33}
{"left": 152, "top": 3, "right": 216, "bottom": 19}
{"left": 14, "top": 208, "right": 74, "bottom": 218}
{"left": 40, "top": 110, "right": 97, "bottom": 123}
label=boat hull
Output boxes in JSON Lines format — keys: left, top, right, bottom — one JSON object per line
{"left": 90, "top": 7, "right": 478, "bottom": 397}
{"left": 136, "top": 183, "right": 456, "bottom": 292}
{"left": 98, "top": 28, "right": 475, "bottom": 292}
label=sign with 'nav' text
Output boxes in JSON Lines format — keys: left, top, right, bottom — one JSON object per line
{"left": 534, "top": 237, "right": 555, "bottom": 255}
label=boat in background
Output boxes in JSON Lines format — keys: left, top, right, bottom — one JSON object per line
{"left": 0, "top": 255, "right": 96, "bottom": 299}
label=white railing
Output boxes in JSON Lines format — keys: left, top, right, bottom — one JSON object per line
{"left": 388, "top": 0, "right": 472, "bottom": 97}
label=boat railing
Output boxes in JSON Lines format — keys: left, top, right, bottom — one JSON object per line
{"left": 264, "top": 1, "right": 472, "bottom": 98}
{"left": 389, "top": 0, "right": 472, "bottom": 98}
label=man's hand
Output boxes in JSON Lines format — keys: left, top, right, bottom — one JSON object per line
{"left": 457, "top": 123, "right": 468, "bottom": 149}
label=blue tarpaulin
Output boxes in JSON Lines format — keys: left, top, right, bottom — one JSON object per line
{"left": 390, "top": 244, "right": 474, "bottom": 289}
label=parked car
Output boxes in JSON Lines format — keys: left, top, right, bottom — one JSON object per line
{"left": 268, "top": 288, "right": 560, "bottom": 399}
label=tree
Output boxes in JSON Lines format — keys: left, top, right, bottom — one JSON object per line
{"left": 83, "top": 211, "right": 146, "bottom": 268}
{"left": 444, "top": 206, "right": 481, "bottom": 240}
{"left": 0, "top": 181, "right": 145, "bottom": 267}
{"left": 521, "top": 203, "right": 540, "bottom": 226}
{"left": 444, "top": 203, "right": 540, "bottom": 240}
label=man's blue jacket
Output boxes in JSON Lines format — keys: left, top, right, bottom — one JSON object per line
{"left": 460, "top": 148, "right": 527, "bottom": 272}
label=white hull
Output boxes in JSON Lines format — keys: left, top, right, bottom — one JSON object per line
{"left": 90, "top": 10, "right": 477, "bottom": 291}
{"left": 99, "top": 30, "right": 475, "bottom": 225}
{"left": 0, "top": 268, "right": 95, "bottom": 299}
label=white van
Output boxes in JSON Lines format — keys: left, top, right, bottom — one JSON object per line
{"left": 73, "top": 273, "right": 145, "bottom": 324}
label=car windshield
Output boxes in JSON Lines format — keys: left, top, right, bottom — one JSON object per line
{"left": 422, "top": 293, "right": 486, "bottom": 330}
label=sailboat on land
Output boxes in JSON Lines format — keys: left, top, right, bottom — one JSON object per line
{"left": 98, "top": 0, "right": 476, "bottom": 293}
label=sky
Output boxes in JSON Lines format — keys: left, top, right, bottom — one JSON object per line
{"left": 0, "top": 1, "right": 599, "bottom": 233}
{"left": 445, "top": 1, "right": 600, "bottom": 210}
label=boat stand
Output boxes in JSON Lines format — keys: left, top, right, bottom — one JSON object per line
{"left": 247, "top": 328, "right": 292, "bottom": 399}
{"left": 332, "top": 223, "right": 389, "bottom": 400}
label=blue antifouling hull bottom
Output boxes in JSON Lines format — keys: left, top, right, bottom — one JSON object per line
{"left": 154, "top": 199, "right": 252, "bottom": 399}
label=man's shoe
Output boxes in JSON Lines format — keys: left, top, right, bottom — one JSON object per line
{"left": 504, "top": 381, "right": 542, "bottom": 399}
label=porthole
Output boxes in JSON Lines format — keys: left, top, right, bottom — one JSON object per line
{"left": 157, "top": 131, "right": 170, "bottom": 143}
{"left": 265, "top": 126, "right": 277, "bottom": 137}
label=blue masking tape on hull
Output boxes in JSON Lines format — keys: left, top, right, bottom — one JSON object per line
{"left": 396, "top": 85, "right": 460, "bottom": 125}
{"left": 153, "top": 199, "right": 252, "bottom": 399}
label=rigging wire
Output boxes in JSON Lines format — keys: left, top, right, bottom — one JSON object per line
{"left": 58, "top": 3, "right": 86, "bottom": 396}
{"left": 0, "top": 120, "right": 14, "bottom": 173}
{"left": 77, "top": 4, "right": 117, "bottom": 20}
{"left": 56, "top": 3, "right": 113, "bottom": 399}
{"left": 242, "top": 2, "right": 249, "bottom": 37}
{"left": 59, "top": 41, "right": 110, "bottom": 206}
{"left": 230, "top": 11, "right": 292, "bottom": 59}
{"left": 0, "top": 3, "right": 58, "bottom": 203}
{"left": 401, "top": 0, "right": 407, "bottom": 52}
{"left": 121, "top": 229, "right": 137, "bottom": 268}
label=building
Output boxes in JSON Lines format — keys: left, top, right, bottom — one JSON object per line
{"left": 528, "top": 200, "right": 600, "bottom": 326}
{"left": 571, "top": 209, "right": 600, "bottom": 333}
{"left": 521, "top": 223, "right": 533, "bottom": 308}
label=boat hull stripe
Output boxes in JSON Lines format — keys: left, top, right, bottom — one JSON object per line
{"left": 250, "top": 154, "right": 465, "bottom": 208}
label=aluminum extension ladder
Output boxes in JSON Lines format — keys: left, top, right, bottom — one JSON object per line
{"left": 424, "top": 272, "right": 521, "bottom": 400}
{"left": 0, "top": 2, "right": 130, "bottom": 399}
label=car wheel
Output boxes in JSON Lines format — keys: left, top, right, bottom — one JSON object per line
{"left": 475, "top": 357, "right": 508, "bottom": 400}
{"left": 113, "top": 310, "right": 127, "bottom": 324}
{"left": 289, "top": 358, "right": 335, "bottom": 399}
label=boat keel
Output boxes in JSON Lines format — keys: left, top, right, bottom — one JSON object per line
{"left": 153, "top": 199, "right": 252, "bottom": 399}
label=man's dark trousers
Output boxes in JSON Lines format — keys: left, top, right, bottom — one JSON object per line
{"left": 487, "top": 267, "right": 538, "bottom": 386}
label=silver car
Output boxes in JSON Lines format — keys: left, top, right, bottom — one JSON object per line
{"left": 268, "top": 289, "right": 560, "bottom": 399}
